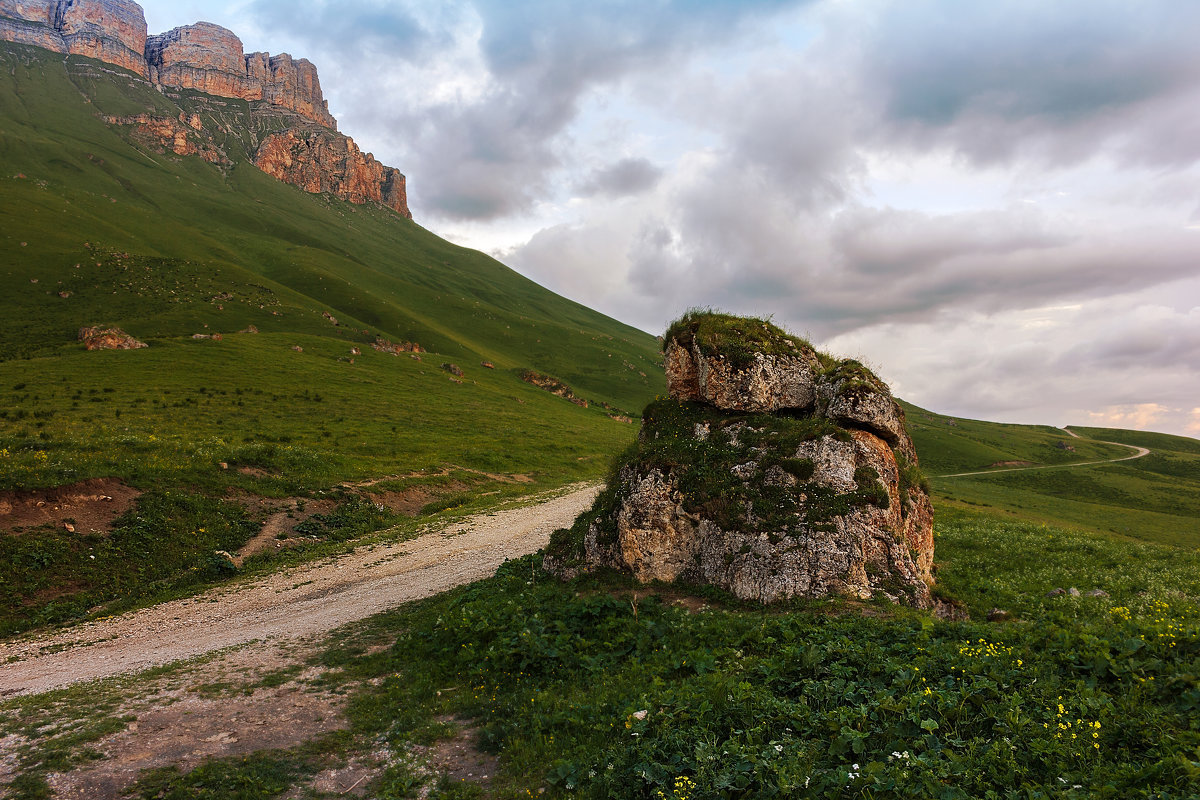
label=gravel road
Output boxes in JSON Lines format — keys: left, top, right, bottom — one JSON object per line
{"left": 0, "top": 484, "right": 598, "bottom": 697}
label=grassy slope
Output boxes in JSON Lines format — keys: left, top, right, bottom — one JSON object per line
{"left": 901, "top": 401, "right": 1131, "bottom": 475}
{"left": 0, "top": 43, "right": 662, "bottom": 419}
{"left": 904, "top": 402, "right": 1200, "bottom": 548}
{"left": 0, "top": 42, "right": 665, "bottom": 496}
{"left": 0, "top": 41, "right": 663, "bottom": 633}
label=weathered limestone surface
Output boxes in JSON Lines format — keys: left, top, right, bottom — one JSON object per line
{"left": 817, "top": 376, "right": 917, "bottom": 462}
{"left": 254, "top": 130, "right": 411, "bottom": 218}
{"left": 1, "top": 0, "right": 147, "bottom": 76}
{"left": 546, "top": 314, "right": 936, "bottom": 609}
{"left": 664, "top": 338, "right": 820, "bottom": 413}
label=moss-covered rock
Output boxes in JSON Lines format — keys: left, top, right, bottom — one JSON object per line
{"left": 545, "top": 311, "right": 935, "bottom": 608}
{"left": 664, "top": 311, "right": 821, "bottom": 413}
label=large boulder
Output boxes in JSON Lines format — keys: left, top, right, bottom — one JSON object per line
{"left": 78, "top": 325, "right": 147, "bottom": 350}
{"left": 545, "top": 312, "right": 935, "bottom": 609}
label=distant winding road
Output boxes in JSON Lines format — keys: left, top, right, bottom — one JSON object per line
{"left": 936, "top": 427, "right": 1150, "bottom": 479}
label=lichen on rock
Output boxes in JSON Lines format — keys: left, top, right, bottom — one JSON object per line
{"left": 544, "top": 311, "right": 935, "bottom": 609}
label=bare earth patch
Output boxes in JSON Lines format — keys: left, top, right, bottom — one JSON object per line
{"left": 414, "top": 716, "right": 501, "bottom": 790}
{"left": 0, "top": 478, "right": 140, "bottom": 536}
{"left": 230, "top": 496, "right": 338, "bottom": 566}
{"left": 45, "top": 639, "right": 348, "bottom": 800}
{"left": 368, "top": 481, "right": 470, "bottom": 517}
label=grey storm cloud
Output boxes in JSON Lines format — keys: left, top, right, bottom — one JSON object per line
{"left": 420, "top": 0, "right": 807, "bottom": 219}
{"left": 242, "top": 0, "right": 807, "bottom": 220}
{"left": 1054, "top": 306, "right": 1200, "bottom": 372}
{"left": 624, "top": 158, "right": 1200, "bottom": 337}
{"left": 575, "top": 157, "right": 664, "bottom": 199}
{"left": 856, "top": 0, "right": 1200, "bottom": 166}
{"left": 244, "top": 0, "right": 450, "bottom": 60}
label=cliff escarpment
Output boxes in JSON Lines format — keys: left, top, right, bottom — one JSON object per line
{"left": 254, "top": 130, "right": 410, "bottom": 217}
{"left": 144, "top": 21, "right": 336, "bottom": 129}
{"left": 1, "top": 0, "right": 146, "bottom": 75}
{"left": 0, "top": 0, "right": 410, "bottom": 217}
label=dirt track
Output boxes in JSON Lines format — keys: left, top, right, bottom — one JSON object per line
{"left": 936, "top": 430, "right": 1150, "bottom": 478}
{"left": 0, "top": 484, "right": 598, "bottom": 697}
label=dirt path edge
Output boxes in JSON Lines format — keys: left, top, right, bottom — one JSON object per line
{"left": 0, "top": 484, "right": 599, "bottom": 698}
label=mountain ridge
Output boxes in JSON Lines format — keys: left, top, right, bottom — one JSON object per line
{"left": 0, "top": 0, "right": 412, "bottom": 217}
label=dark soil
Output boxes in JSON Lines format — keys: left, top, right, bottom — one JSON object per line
{"left": 0, "top": 478, "right": 140, "bottom": 536}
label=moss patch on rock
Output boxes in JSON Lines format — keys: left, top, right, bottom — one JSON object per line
{"left": 663, "top": 310, "right": 815, "bottom": 370}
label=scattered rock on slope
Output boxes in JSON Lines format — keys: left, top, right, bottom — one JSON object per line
{"left": 520, "top": 369, "right": 588, "bottom": 408}
{"left": 545, "top": 311, "right": 935, "bottom": 608}
{"left": 78, "top": 325, "right": 147, "bottom": 350}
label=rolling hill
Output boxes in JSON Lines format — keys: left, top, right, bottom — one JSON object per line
{"left": 0, "top": 38, "right": 664, "bottom": 632}
{"left": 905, "top": 402, "right": 1200, "bottom": 548}
{"left": 0, "top": 40, "right": 664, "bottom": 492}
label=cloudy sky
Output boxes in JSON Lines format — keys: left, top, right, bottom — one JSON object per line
{"left": 137, "top": 0, "right": 1200, "bottom": 437}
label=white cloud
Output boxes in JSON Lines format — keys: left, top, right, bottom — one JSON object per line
{"left": 137, "top": 0, "right": 1200, "bottom": 437}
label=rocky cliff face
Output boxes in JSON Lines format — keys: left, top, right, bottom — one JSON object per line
{"left": 145, "top": 22, "right": 337, "bottom": 129}
{"left": 255, "top": 130, "right": 410, "bottom": 218}
{"left": 0, "top": 0, "right": 147, "bottom": 76}
{"left": 545, "top": 312, "right": 936, "bottom": 609}
{"left": 1, "top": 0, "right": 411, "bottom": 216}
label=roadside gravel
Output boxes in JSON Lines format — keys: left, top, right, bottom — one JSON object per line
{"left": 0, "top": 484, "right": 598, "bottom": 697}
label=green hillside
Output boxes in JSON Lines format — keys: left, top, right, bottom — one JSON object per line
{"left": 902, "top": 401, "right": 1131, "bottom": 475}
{"left": 0, "top": 41, "right": 663, "bottom": 633}
{"left": 0, "top": 42, "right": 661, "bottom": 413}
{"left": 902, "top": 403, "right": 1200, "bottom": 548}
{"left": 0, "top": 41, "right": 665, "bottom": 493}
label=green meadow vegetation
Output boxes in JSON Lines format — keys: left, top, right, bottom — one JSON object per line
{"left": 0, "top": 41, "right": 661, "bottom": 633}
{"left": 908, "top": 404, "right": 1200, "bottom": 548}
{"left": 8, "top": 505, "right": 1198, "bottom": 799}
{"left": 328, "top": 511, "right": 1200, "bottom": 800}
{"left": 3, "top": 38, "right": 1200, "bottom": 800}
